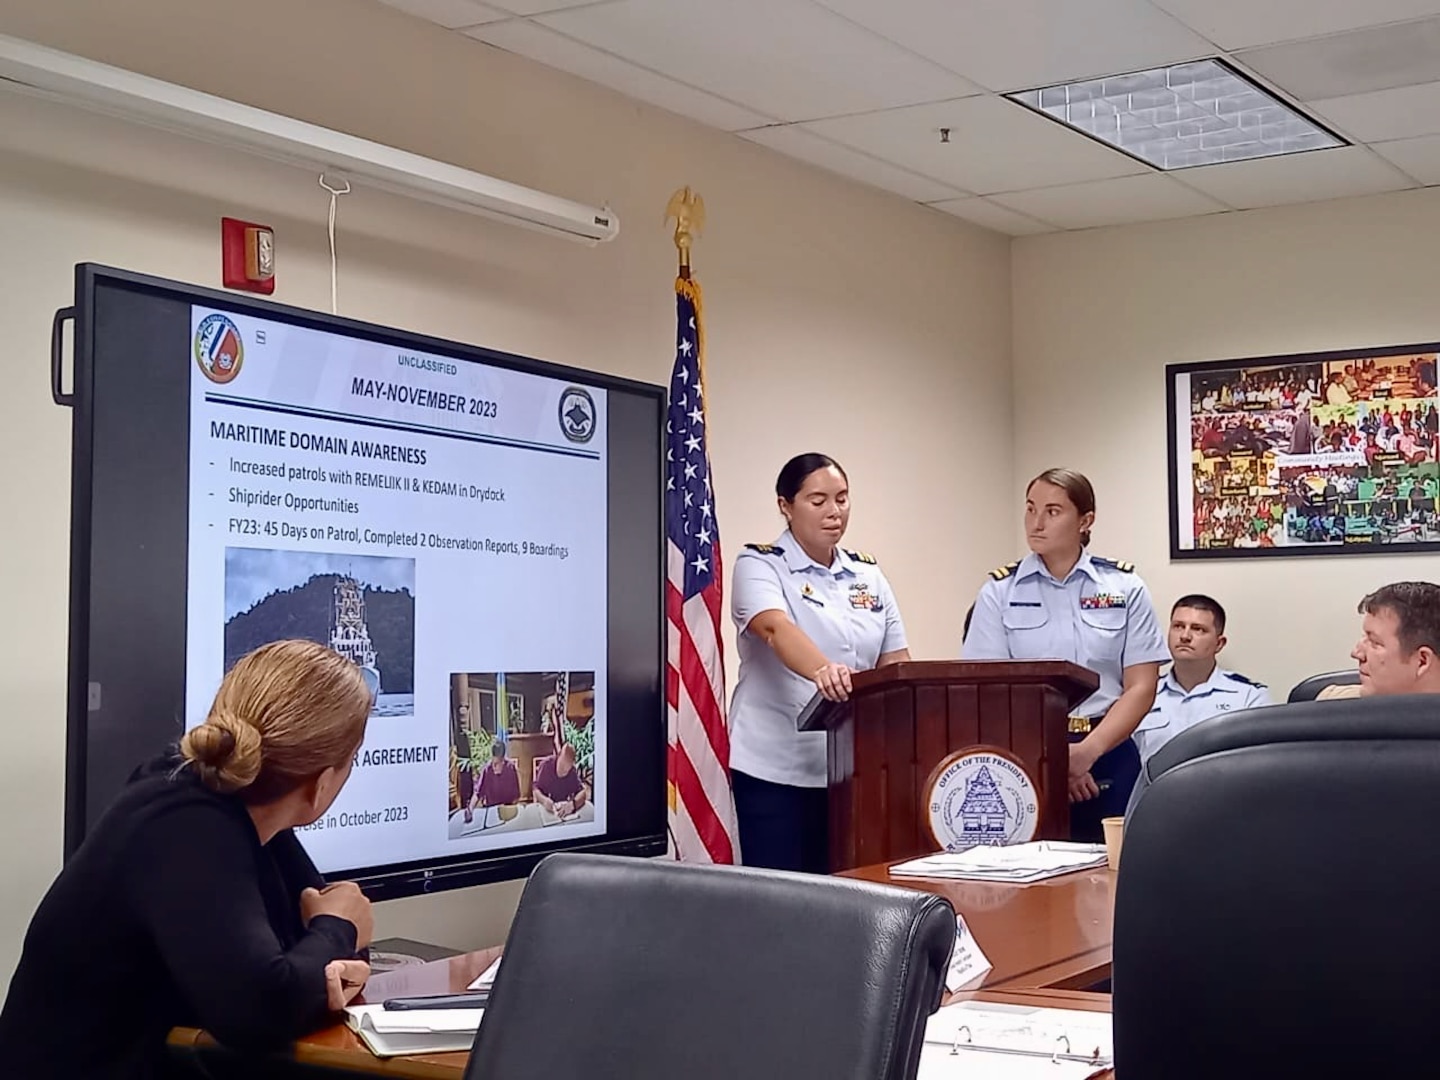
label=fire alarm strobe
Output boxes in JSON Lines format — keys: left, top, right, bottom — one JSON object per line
{"left": 221, "top": 217, "right": 276, "bottom": 294}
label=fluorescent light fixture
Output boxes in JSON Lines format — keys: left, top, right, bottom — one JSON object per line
{"left": 0, "top": 33, "right": 618, "bottom": 243}
{"left": 1007, "top": 59, "right": 1345, "bottom": 171}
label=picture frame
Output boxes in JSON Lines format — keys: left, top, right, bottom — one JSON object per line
{"left": 1167, "top": 344, "right": 1440, "bottom": 559}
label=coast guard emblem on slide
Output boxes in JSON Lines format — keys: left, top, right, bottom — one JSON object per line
{"left": 558, "top": 386, "right": 596, "bottom": 443}
{"left": 194, "top": 313, "right": 244, "bottom": 384}
{"left": 924, "top": 748, "right": 1039, "bottom": 851}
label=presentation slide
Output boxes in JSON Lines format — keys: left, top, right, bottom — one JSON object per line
{"left": 184, "top": 306, "right": 609, "bottom": 874}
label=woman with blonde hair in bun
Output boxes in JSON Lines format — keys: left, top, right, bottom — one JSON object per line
{"left": 0, "top": 639, "right": 375, "bottom": 1078}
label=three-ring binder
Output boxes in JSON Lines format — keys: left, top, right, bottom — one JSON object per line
{"left": 940, "top": 1024, "right": 1112, "bottom": 1068}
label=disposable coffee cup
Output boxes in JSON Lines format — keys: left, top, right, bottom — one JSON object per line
{"left": 1102, "top": 816, "right": 1124, "bottom": 871}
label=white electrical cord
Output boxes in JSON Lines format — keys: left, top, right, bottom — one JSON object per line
{"left": 318, "top": 173, "right": 351, "bottom": 314}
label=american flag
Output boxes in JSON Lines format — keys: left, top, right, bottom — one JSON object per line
{"left": 666, "top": 276, "right": 739, "bottom": 864}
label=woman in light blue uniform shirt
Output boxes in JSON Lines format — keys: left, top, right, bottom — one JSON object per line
{"left": 963, "top": 468, "right": 1168, "bottom": 842}
{"left": 730, "top": 453, "right": 910, "bottom": 873}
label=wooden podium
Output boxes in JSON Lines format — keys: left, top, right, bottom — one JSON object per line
{"left": 797, "top": 660, "right": 1099, "bottom": 872}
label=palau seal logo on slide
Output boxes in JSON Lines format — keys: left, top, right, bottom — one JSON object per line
{"left": 924, "top": 747, "right": 1040, "bottom": 851}
{"left": 194, "top": 313, "right": 244, "bottom": 384}
{"left": 558, "top": 386, "right": 596, "bottom": 443}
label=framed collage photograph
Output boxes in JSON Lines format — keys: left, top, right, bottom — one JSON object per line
{"left": 1168, "top": 345, "right": 1440, "bottom": 559}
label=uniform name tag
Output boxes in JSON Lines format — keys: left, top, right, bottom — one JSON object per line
{"left": 1080, "top": 593, "right": 1127, "bottom": 610}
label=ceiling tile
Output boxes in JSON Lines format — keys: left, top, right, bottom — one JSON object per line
{"left": 803, "top": 96, "right": 1148, "bottom": 195}
{"left": 814, "top": 0, "right": 1212, "bottom": 93}
{"left": 1311, "top": 82, "right": 1440, "bottom": 142}
{"left": 534, "top": 0, "right": 980, "bottom": 123}
{"left": 1172, "top": 146, "right": 1416, "bottom": 209}
{"left": 739, "top": 126, "right": 969, "bottom": 203}
{"left": 926, "top": 197, "right": 1056, "bottom": 236}
{"left": 990, "top": 174, "right": 1228, "bottom": 229}
{"left": 377, "top": 0, "right": 508, "bottom": 28}
{"left": 488, "top": 0, "right": 616, "bottom": 13}
{"left": 1153, "top": 0, "right": 1440, "bottom": 50}
{"left": 1236, "top": 17, "right": 1440, "bottom": 101}
{"left": 1371, "top": 133, "right": 1440, "bottom": 183}
{"left": 466, "top": 20, "right": 772, "bottom": 131}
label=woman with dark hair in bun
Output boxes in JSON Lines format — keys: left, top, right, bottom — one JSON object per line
{"left": 729, "top": 452, "right": 910, "bottom": 873}
{"left": 0, "top": 639, "right": 374, "bottom": 1078}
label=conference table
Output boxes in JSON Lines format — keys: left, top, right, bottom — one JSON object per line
{"left": 841, "top": 860, "right": 1114, "bottom": 991}
{"left": 168, "top": 859, "right": 1116, "bottom": 1077}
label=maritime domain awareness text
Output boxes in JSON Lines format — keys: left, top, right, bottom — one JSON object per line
{"left": 212, "top": 422, "right": 567, "bottom": 559}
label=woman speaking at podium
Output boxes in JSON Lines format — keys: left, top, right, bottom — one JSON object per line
{"left": 729, "top": 453, "right": 910, "bottom": 873}
{"left": 962, "top": 468, "right": 1167, "bottom": 842}
{"left": 0, "top": 640, "right": 375, "bottom": 1077}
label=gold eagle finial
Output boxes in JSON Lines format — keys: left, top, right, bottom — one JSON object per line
{"left": 665, "top": 186, "right": 705, "bottom": 273}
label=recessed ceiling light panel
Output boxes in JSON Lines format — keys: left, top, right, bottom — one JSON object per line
{"left": 1007, "top": 59, "right": 1345, "bottom": 170}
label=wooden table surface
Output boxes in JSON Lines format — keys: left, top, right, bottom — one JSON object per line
{"left": 842, "top": 860, "right": 1115, "bottom": 991}
{"left": 170, "top": 860, "right": 1115, "bottom": 1077}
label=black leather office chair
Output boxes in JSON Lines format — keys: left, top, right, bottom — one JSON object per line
{"left": 467, "top": 853, "right": 956, "bottom": 1080}
{"left": 1115, "top": 695, "right": 1440, "bottom": 1077}
{"left": 1287, "top": 668, "right": 1362, "bottom": 702}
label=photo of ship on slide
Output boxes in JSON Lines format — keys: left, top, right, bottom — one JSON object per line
{"left": 223, "top": 548, "right": 416, "bottom": 716}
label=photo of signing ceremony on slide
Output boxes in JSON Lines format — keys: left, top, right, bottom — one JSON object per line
{"left": 12, "top": 3, "right": 1440, "bottom": 1077}
{"left": 447, "top": 670, "right": 597, "bottom": 839}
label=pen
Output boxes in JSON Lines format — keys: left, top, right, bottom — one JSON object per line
{"left": 382, "top": 992, "right": 489, "bottom": 1011}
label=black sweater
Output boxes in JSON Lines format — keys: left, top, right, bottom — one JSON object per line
{"left": 0, "top": 757, "right": 359, "bottom": 1078}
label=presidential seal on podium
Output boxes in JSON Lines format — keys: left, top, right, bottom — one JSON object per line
{"left": 924, "top": 746, "right": 1040, "bottom": 851}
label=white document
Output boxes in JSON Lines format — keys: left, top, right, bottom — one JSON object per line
{"left": 467, "top": 955, "right": 503, "bottom": 991}
{"left": 919, "top": 1001, "right": 1113, "bottom": 1080}
{"left": 945, "top": 914, "right": 993, "bottom": 992}
{"left": 343, "top": 1004, "right": 482, "bottom": 1057}
{"left": 890, "top": 842, "right": 1107, "bottom": 884}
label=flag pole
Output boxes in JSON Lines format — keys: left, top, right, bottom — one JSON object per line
{"left": 662, "top": 185, "right": 738, "bottom": 864}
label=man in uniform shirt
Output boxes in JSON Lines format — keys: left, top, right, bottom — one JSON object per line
{"left": 1132, "top": 594, "right": 1271, "bottom": 767}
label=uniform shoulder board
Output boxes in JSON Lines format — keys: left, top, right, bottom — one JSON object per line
{"left": 1224, "top": 671, "right": 1265, "bottom": 688}
{"left": 989, "top": 559, "right": 1021, "bottom": 581}
{"left": 744, "top": 543, "right": 784, "bottom": 556}
{"left": 1090, "top": 555, "right": 1135, "bottom": 573}
{"left": 843, "top": 548, "right": 877, "bottom": 564}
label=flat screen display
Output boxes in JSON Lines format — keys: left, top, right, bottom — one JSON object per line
{"left": 64, "top": 265, "right": 666, "bottom": 898}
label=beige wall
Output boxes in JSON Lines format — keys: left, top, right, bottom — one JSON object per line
{"left": 1012, "top": 187, "right": 1440, "bottom": 699}
{"left": 0, "top": 0, "right": 1012, "bottom": 988}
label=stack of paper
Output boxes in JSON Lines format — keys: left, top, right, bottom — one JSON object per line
{"left": 918, "top": 1001, "right": 1112, "bottom": 1079}
{"left": 343, "top": 1004, "right": 481, "bottom": 1057}
{"left": 889, "top": 842, "right": 1107, "bottom": 884}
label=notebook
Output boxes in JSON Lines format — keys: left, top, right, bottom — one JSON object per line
{"left": 343, "top": 1003, "right": 482, "bottom": 1057}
